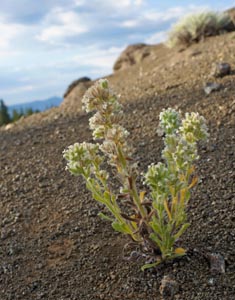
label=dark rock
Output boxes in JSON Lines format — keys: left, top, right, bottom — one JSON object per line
{"left": 88, "top": 208, "right": 99, "bottom": 217}
{"left": 207, "top": 253, "right": 225, "bottom": 274}
{"left": 61, "top": 77, "right": 93, "bottom": 112}
{"left": 63, "top": 77, "right": 91, "bottom": 98}
{"left": 225, "top": 8, "right": 235, "bottom": 30}
{"left": 204, "top": 82, "right": 222, "bottom": 95}
{"left": 113, "top": 43, "right": 152, "bottom": 71}
{"left": 160, "top": 276, "right": 179, "bottom": 300}
{"left": 210, "top": 62, "right": 231, "bottom": 78}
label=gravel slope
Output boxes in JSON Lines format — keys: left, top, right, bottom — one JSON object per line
{"left": 0, "top": 33, "right": 235, "bottom": 300}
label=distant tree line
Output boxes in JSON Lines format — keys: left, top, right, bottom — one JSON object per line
{"left": 0, "top": 99, "right": 39, "bottom": 126}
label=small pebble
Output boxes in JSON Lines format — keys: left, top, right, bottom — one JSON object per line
{"left": 204, "top": 82, "right": 222, "bottom": 95}
{"left": 210, "top": 62, "right": 231, "bottom": 78}
{"left": 160, "top": 275, "right": 179, "bottom": 300}
{"left": 207, "top": 253, "right": 225, "bottom": 274}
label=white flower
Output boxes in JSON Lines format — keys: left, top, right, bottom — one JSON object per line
{"left": 106, "top": 125, "right": 129, "bottom": 143}
{"left": 179, "top": 112, "right": 209, "bottom": 143}
{"left": 82, "top": 79, "right": 117, "bottom": 113}
{"left": 158, "top": 108, "right": 181, "bottom": 135}
{"left": 63, "top": 142, "right": 101, "bottom": 176}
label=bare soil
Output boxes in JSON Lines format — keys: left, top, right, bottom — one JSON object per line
{"left": 0, "top": 32, "right": 235, "bottom": 300}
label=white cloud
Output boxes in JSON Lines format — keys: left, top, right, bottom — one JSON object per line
{"left": 73, "top": 0, "right": 144, "bottom": 11}
{"left": 107, "top": 0, "right": 131, "bottom": 8}
{"left": 37, "top": 9, "right": 88, "bottom": 44}
{"left": 73, "top": 0, "right": 86, "bottom": 6}
{"left": 144, "top": 5, "right": 209, "bottom": 22}
{"left": 145, "top": 30, "right": 167, "bottom": 44}
{"left": 72, "top": 46, "right": 125, "bottom": 70}
{"left": 134, "top": 0, "right": 144, "bottom": 5}
{"left": 0, "top": 49, "right": 22, "bottom": 58}
{"left": 2, "top": 84, "right": 35, "bottom": 95}
{"left": 120, "top": 5, "right": 210, "bottom": 29}
{"left": 0, "top": 15, "right": 26, "bottom": 49}
{"left": 121, "top": 19, "right": 140, "bottom": 28}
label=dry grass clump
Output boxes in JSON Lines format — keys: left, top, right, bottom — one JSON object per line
{"left": 166, "top": 11, "right": 232, "bottom": 48}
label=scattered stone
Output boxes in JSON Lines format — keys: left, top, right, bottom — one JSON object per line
{"left": 88, "top": 208, "right": 99, "bottom": 217}
{"left": 204, "top": 82, "right": 222, "bottom": 95}
{"left": 208, "top": 278, "right": 215, "bottom": 285}
{"left": 207, "top": 253, "right": 225, "bottom": 274}
{"left": 210, "top": 62, "right": 231, "bottom": 78}
{"left": 160, "top": 275, "right": 179, "bottom": 300}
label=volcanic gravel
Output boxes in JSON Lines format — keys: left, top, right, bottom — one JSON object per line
{"left": 0, "top": 33, "right": 235, "bottom": 299}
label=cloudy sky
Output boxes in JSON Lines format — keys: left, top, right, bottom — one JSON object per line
{"left": 1, "top": 0, "right": 234, "bottom": 105}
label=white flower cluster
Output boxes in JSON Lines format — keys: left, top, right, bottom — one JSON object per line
{"left": 163, "top": 134, "right": 198, "bottom": 171}
{"left": 82, "top": 79, "right": 122, "bottom": 114}
{"left": 144, "top": 162, "right": 170, "bottom": 200}
{"left": 82, "top": 79, "right": 134, "bottom": 170}
{"left": 99, "top": 125, "right": 134, "bottom": 175}
{"left": 145, "top": 108, "right": 208, "bottom": 198}
{"left": 158, "top": 108, "right": 181, "bottom": 135}
{"left": 179, "top": 112, "right": 209, "bottom": 143}
{"left": 158, "top": 109, "right": 208, "bottom": 171}
{"left": 64, "top": 79, "right": 136, "bottom": 186}
{"left": 99, "top": 125, "right": 130, "bottom": 162}
{"left": 63, "top": 142, "right": 105, "bottom": 179}
{"left": 106, "top": 124, "right": 129, "bottom": 143}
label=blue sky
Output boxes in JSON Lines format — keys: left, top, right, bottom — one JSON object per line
{"left": 0, "top": 0, "right": 234, "bottom": 105}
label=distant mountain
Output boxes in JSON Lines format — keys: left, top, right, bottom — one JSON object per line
{"left": 8, "top": 96, "right": 63, "bottom": 116}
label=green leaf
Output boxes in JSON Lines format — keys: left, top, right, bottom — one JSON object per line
{"left": 92, "top": 193, "right": 105, "bottom": 203}
{"left": 150, "top": 219, "right": 162, "bottom": 236}
{"left": 174, "top": 223, "right": 190, "bottom": 239}
{"left": 112, "top": 221, "right": 128, "bottom": 234}
{"left": 149, "top": 233, "right": 163, "bottom": 250}
{"left": 103, "top": 191, "right": 110, "bottom": 200}
{"left": 141, "top": 260, "right": 162, "bottom": 271}
{"left": 185, "top": 190, "right": 191, "bottom": 202}
{"left": 98, "top": 212, "right": 114, "bottom": 222}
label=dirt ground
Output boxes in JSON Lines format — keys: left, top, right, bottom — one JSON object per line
{"left": 0, "top": 32, "right": 235, "bottom": 300}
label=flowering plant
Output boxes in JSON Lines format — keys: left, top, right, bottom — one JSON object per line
{"left": 63, "top": 79, "right": 208, "bottom": 270}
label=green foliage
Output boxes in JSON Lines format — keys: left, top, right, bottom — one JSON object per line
{"left": 1, "top": 105, "right": 40, "bottom": 125}
{"left": 63, "top": 79, "right": 209, "bottom": 270}
{"left": 25, "top": 108, "right": 34, "bottom": 116}
{"left": 0, "top": 97, "right": 41, "bottom": 127}
{"left": 12, "top": 109, "right": 23, "bottom": 122}
{"left": 0, "top": 99, "right": 11, "bottom": 126}
{"left": 166, "top": 11, "right": 231, "bottom": 48}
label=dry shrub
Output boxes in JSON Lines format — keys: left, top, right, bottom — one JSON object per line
{"left": 166, "top": 11, "right": 232, "bottom": 48}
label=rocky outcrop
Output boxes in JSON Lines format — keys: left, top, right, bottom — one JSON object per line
{"left": 113, "top": 43, "right": 152, "bottom": 72}
{"left": 64, "top": 77, "right": 91, "bottom": 98}
{"left": 224, "top": 8, "right": 235, "bottom": 30}
{"left": 61, "top": 77, "right": 92, "bottom": 113}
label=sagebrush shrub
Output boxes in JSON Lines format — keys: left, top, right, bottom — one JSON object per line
{"left": 166, "top": 11, "right": 231, "bottom": 48}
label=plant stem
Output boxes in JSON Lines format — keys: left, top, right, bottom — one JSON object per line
{"left": 130, "top": 177, "right": 147, "bottom": 219}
